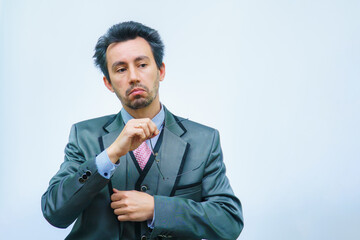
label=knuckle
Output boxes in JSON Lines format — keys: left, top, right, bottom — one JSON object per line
{"left": 123, "top": 199, "right": 129, "bottom": 206}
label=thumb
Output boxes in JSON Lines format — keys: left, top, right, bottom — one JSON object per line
{"left": 113, "top": 188, "right": 120, "bottom": 193}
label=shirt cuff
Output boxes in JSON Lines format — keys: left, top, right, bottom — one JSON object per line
{"left": 147, "top": 210, "right": 155, "bottom": 229}
{"left": 95, "top": 150, "right": 119, "bottom": 179}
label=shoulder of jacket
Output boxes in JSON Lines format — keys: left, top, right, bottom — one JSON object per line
{"left": 172, "top": 115, "right": 218, "bottom": 137}
{"left": 73, "top": 114, "right": 117, "bottom": 130}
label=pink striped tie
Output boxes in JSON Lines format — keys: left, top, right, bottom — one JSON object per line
{"left": 133, "top": 142, "right": 152, "bottom": 170}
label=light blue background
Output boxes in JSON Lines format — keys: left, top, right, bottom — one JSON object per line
{"left": 1, "top": 0, "right": 359, "bottom": 239}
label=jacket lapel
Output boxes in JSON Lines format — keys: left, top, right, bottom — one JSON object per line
{"left": 156, "top": 108, "right": 189, "bottom": 196}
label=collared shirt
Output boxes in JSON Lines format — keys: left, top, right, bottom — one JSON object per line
{"left": 95, "top": 105, "right": 165, "bottom": 179}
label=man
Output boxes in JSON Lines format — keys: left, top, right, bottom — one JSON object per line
{"left": 41, "top": 21, "right": 243, "bottom": 240}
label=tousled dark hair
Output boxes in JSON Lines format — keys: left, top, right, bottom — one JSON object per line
{"left": 93, "top": 21, "right": 164, "bottom": 82}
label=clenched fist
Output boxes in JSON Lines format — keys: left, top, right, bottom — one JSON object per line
{"left": 107, "top": 118, "right": 159, "bottom": 163}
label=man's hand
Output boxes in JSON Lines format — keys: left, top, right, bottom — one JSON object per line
{"left": 110, "top": 188, "right": 155, "bottom": 222}
{"left": 107, "top": 118, "right": 159, "bottom": 163}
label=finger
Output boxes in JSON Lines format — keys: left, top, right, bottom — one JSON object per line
{"left": 133, "top": 120, "right": 146, "bottom": 129}
{"left": 111, "top": 193, "right": 121, "bottom": 202}
{"left": 129, "top": 119, "right": 158, "bottom": 139}
{"left": 135, "top": 119, "right": 155, "bottom": 139}
{"left": 132, "top": 128, "right": 147, "bottom": 141}
{"left": 110, "top": 190, "right": 126, "bottom": 201}
{"left": 117, "top": 214, "right": 131, "bottom": 221}
{"left": 110, "top": 200, "right": 127, "bottom": 210}
{"left": 139, "top": 122, "right": 151, "bottom": 138}
{"left": 145, "top": 119, "right": 159, "bottom": 138}
{"left": 117, "top": 213, "right": 146, "bottom": 222}
{"left": 114, "top": 207, "right": 130, "bottom": 216}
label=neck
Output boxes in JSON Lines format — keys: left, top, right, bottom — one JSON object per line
{"left": 123, "top": 99, "right": 161, "bottom": 119}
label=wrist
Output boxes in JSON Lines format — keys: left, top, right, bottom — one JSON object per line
{"left": 106, "top": 145, "right": 125, "bottom": 164}
{"left": 148, "top": 195, "right": 155, "bottom": 220}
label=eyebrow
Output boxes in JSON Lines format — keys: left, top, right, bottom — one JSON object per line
{"left": 111, "top": 56, "right": 150, "bottom": 70}
{"left": 134, "top": 56, "right": 150, "bottom": 62}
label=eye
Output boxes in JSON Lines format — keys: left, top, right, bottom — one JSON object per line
{"left": 139, "top": 63, "right": 147, "bottom": 68}
{"left": 116, "top": 67, "right": 127, "bottom": 73}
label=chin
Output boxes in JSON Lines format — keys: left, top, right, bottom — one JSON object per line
{"left": 127, "top": 98, "right": 152, "bottom": 110}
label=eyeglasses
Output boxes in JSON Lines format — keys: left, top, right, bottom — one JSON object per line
{"left": 148, "top": 118, "right": 205, "bottom": 180}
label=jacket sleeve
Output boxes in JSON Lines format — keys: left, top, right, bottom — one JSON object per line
{"left": 41, "top": 124, "right": 109, "bottom": 228}
{"left": 151, "top": 130, "right": 244, "bottom": 240}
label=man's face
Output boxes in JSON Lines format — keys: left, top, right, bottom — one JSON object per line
{"left": 104, "top": 37, "right": 165, "bottom": 110}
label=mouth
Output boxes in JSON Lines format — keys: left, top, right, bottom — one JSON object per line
{"left": 128, "top": 87, "right": 146, "bottom": 96}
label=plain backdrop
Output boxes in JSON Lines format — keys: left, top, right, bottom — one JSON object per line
{"left": 0, "top": 0, "right": 359, "bottom": 239}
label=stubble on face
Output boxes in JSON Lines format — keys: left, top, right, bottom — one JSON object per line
{"left": 116, "top": 72, "right": 160, "bottom": 110}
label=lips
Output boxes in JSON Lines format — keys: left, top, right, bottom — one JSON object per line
{"left": 128, "top": 87, "right": 146, "bottom": 96}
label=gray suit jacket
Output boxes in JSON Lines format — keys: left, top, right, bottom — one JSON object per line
{"left": 41, "top": 107, "right": 243, "bottom": 239}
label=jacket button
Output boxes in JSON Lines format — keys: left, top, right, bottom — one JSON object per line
{"left": 141, "top": 235, "right": 147, "bottom": 240}
{"left": 78, "top": 177, "right": 85, "bottom": 183}
{"left": 82, "top": 174, "right": 87, "bottom": 180}
{"left": 140, "top": 185, "right": 148, "bottom": 192}
{"left": 86, "top": 170, "right": 92, "bottom": 176}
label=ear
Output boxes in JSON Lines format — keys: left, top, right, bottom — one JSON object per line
{"left": 159, "top": 63, "right": 165, "bottom": 82}
{"left": 103, "top": 76, "right": 114, "bottom": 92}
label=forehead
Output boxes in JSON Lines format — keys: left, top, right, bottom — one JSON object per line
{"left": 106, "top": 37, "right": 154, "bottom": 64}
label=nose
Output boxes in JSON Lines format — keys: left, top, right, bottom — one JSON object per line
{"left": 128, "top": 65, "right": 140, "bottom": 84}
